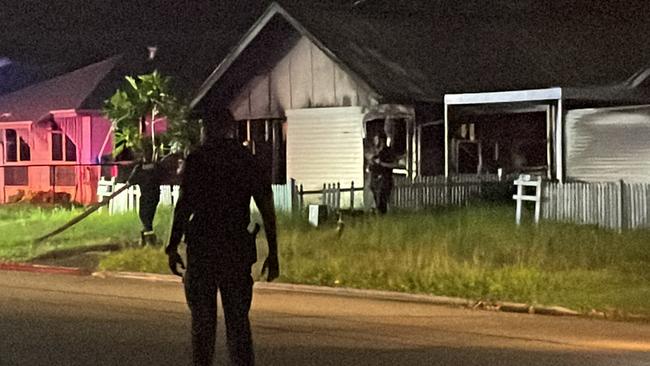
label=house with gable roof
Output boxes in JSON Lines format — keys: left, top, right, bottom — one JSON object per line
{"left": 0, "top": 56, "right": 123, "bottom": 204}
{"left": 0, "top": 50, "right": 183, "bottom": 204}
{"left": 0, "top": 40, "right": 230, "bottom": 205}
{"left": 191, "top": 1, "right": 650, "bottom": 208}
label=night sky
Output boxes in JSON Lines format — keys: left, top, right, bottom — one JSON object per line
{"left": 2, "top": 0, "right": 650, "bottom": 88}
{"left": 0, "top": 0, "right": 270, "bottom": 66}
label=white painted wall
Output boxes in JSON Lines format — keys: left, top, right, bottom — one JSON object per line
{"left": 286, "top": 106, "right": 365, "bottom": 205}
{"left": 231, "top": 36, "right": 377, "bottom": 120}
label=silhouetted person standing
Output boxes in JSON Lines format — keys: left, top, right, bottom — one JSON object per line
{"left": 366, "top": 132, "right": 398, "bottom": 214}
{"left": 166, "top": 109, "right": 279, "bottom": 366}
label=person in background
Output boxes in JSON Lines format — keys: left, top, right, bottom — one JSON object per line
{"left": 366, "top": 131, "right": 398, "bottom": 214}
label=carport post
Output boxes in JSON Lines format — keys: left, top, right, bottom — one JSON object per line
{"left": 555, "top": 98, "right": 564, "bottom": 183}
{"left": 546, "top": 105, "right": 552, "bottom": 180}
{"left": 444, "top": 102, "right": 449, "bottom": 177}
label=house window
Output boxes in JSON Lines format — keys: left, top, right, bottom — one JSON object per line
{"left": 50, "top": 166, "right": 76, "bottom": 186}
{"left": 51, "top": 131, "right": 77, "bottom": 161}
{"left": 4, "top": 129, "right": 30, "bottom": 162}
{"left": 4, "top": 166, "right": 28, "bottom": 186}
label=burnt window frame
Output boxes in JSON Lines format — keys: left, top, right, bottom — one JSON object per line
{"left": 237, "top": 119, "right": 286, "bottom": 184}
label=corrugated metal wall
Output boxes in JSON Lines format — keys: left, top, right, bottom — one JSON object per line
{"left": 565, "top": 105, "right": 650, "bottom": 182}
{"left": 286, "top": 107, "right": 365, "bottom": 196}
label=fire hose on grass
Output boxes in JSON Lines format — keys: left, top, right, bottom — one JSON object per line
{"left": 33, "top": 165, "right": 141, "bottom": 243}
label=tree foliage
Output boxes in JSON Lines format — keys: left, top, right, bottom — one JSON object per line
{"left": 103, "top": 70, "right": 201, "bottom": 162}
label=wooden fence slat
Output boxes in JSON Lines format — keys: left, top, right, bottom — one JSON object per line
{"left": 539, "top": 180, "right": 650, "bottom": 231}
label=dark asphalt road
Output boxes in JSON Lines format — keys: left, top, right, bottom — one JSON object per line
{"left": 1, "top": 270, "right": 649, "bottom": 366}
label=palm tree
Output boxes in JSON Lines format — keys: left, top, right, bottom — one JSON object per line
{"left": 104, "top": 71, "right": 201, "bottom": 245}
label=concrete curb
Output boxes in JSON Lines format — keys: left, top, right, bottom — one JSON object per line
{"left": 3, "top": 265, "right": 645, "bottom": 321}
{"left": 91, "top": 270, "right": 583, "bottom": 318}
{"left": 91, "top": 270, "right": 182, "bottom": 283}
{"left": 0, "top": 262, "right": 90, "bottom": 275}
{"left": 253, "top": 281, "right": 474, "bottom": 307}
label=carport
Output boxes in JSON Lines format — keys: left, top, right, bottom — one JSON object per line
{"left": 443, "top": 88, "right": 564, "bottom": 181}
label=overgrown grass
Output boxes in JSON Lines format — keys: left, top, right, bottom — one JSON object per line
{"left": 2, "top": 203, "right": 649, "bottom": 316}
{"left": 265, "top": 206, "right": 650, "bottom": 315}
{"left": 97, "top": 247, "right": 169, "bottom": 273}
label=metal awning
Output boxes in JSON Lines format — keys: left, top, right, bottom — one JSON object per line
{"left": 444, "top": 87, "right": 562, "bottom": 105}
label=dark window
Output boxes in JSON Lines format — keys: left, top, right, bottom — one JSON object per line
{"left": 365, "top": 119, "right": 407, "bottom": 156}
{"left": 420, "top": 124, "right": 444, "bottom": 176}
{"left": 50, "top": 166, "right": 76, "bottom": 186}
{"left": 4, "top": 166, "right": 28, "bottom": 185}
{"left": 52, "top": 132, "right": 76, "bottom": 162}
{"left": 457, "top": 141, "right": 480, "bottom": 174}
{"left": 388, "top": 119, "right": 407, "bottom": 156}
{"left": 65, "top": 136, "right": 76, "bottom": 161}
{"left": 365, "top": 120, "right": 385, "bottom": 145}
{"left": 52, "top": 133, "right": 63, "bottom": 161}
{"left": 5, "top": 129, "right": 17, "bottom": 162}
{"left": 4, "top": 129, "right": 30, "bottom": 162}
{"left": 19, "top": 136, "right": 30, "bottom": 161}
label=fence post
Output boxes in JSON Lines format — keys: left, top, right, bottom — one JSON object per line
{"left": 51, "top": 165, "right": 56, "bottom": 203}
{"left": 289, "top": 178, "right": 296, "bottom": 214}
{"left": 299, "top": 184, "right": 304, "bottom": 211}
{"left": 445, "top": 176, "right": 451, "bottom": 206}
{"left": 514, "top": 178, "right": 524, "bottom": 225}
{"left": 350, "top": 181, "right": 354, "bottom": 210}
{"left": 534, "top": 179, "right": 542, "bottom": 223}
{"left": 617, "top": 179, "right": 624, "bottom": 232}
{"left": 336, "top": 182, "right": 341, "bottom": 210}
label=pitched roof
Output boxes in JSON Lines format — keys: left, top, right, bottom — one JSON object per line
{"left": 0, "top": 40, "right": 232, "bottom": 123}
{"left": 193, "top": 1, "right": 650, "bottom": 106}
{"left": 0, "top": 56, "right": 121, "bottom": 122}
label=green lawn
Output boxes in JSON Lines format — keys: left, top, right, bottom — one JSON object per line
{"left": 1, "top": 203, "right": 649, "bottom": 317}
{"left": 0, "top": 204, "right": 171, "bottom": 261}
{"left": 268, "top": 206, "right": 650, "bottom": 317}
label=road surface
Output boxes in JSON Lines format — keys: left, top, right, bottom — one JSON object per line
{"left": 1, "top": 270, "right": 648, "bottom": 365}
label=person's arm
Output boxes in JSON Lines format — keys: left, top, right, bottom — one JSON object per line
{"left": 377, "top": 148, "right": 402, "bottom": 169}
{"left": 378, "top": 159, "right": 401, "bottom": 169}
{"left": 165, "top": 155, "right": 196, "bottom": 276}
{"left": 253, "top": 179, "right": 279, "bottom": 281}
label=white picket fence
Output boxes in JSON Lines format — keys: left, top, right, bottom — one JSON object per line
{"left": 97, "top": 176, "right": 650, "bottom": 231}
{"left": 98, "top": 177, "right": 297, "bottom": 215}
{"left": 390, "top": 174, "right": 510, "bottom": 210}
{"left": 542, "top": 180, "right": 650, "bottom": 230}
{"left": 97, "top": 178, "right": 180, "bottom": 215}
{"left": 271, "top": 179, "right": 298, "bottom": 213}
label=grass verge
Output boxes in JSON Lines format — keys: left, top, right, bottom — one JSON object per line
{"left": 2, "top": 203, "right": 649, "bottom": 317}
